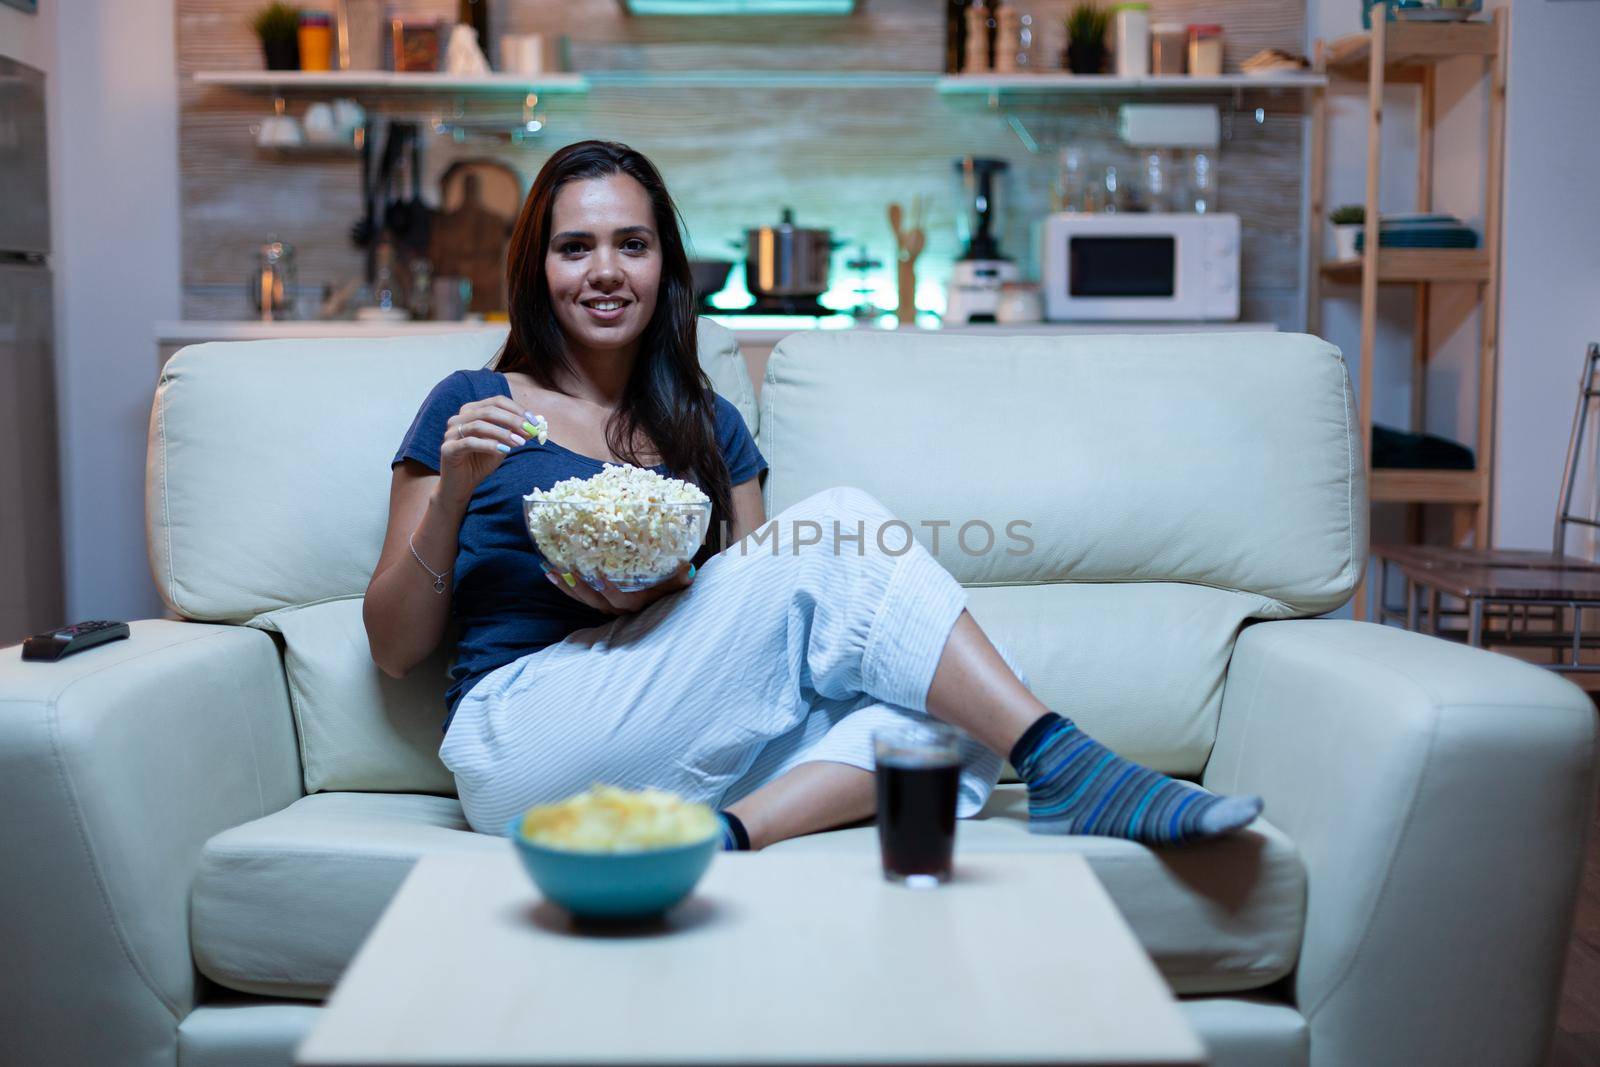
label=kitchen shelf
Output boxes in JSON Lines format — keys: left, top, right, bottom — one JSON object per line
{"left": 1320, "top": 249, "right": 1490, "bottom": 284}
{"left": 1371, "top": 468, "right": 1485, "bottom": 505}
{"left": 586, "top": 70, "right": 937, "bottom": 88}
{"left": 937, "top": 72, "right": 1326, "bottom": 94}
{"left": 193, "top": 71, "right": 590, "bottom": 94}
{"left": 256, "top": 141, "right": 363, "bottom": 159}
{"left": 1324, "top": 21, "right": 1498, "bottom": 79}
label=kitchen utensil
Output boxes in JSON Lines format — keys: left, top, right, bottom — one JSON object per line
{"left": 429, "top": 172, "right": 513, "bottom": 313}
{"left": 729, "top": 208, "right": 841, "bottom": 300}
{"left": 439, "top": 158, "right": 522, "bottom": 217}
{"left": 349, "top": 117, "right": 381, "bottom": 259}
{"left": 249, "top": 236, "right": 297, "bottom": 321}
{"left": 395, "top": 123, "right": 433, "bottom": 255}
{"left": 688, "top": 259, "right": 734, "bottom": 308}
{"left": 888, "top": 198, "right": 926, "bottom": 326}
{"left": 302, "top": 102, "right": 338, "bottom": 143}
{"left": 845, "top": 244, "right": 885, "bottom": 319}
{"left": 256, "top": 98, "right": 304, "bottom": 148}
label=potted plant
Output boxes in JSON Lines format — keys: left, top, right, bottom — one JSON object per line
{"left": 252, "top": 2, "right": 303, "bottom": 71}
{"left": 1064, "top": 3, "right": 1110, "bottom": 75}
{"left": 1330, "top": 204, "right": 1365, "bottom": 259}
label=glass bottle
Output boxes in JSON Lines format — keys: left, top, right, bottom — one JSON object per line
{"left": 1188, "top": 150, "right": 1216, "bottom": 213}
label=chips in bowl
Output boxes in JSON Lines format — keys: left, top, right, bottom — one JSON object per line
{"left": 518, "top": 785, "right": 719, "bottom": 853}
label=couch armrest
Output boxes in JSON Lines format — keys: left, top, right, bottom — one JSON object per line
{"left": 1206, "top": 619, "right": 1596, "bottom": 1066}
{"left": 0, "top": 620, "right": 301, "bottom": 1067}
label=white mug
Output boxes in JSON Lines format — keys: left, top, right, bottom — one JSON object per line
{"left": 302, "top": 102, "right": 337, "bottom": 143}
{"left": 499, "top": 33, "right": 544, "bottom": 75}
{"left": 257, "top": 115, "right": 305, "bottom": 147}
{"left": 331, "top": 98, "right": 365, "bottom": 137}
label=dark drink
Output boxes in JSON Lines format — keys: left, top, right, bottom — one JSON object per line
{"left": 873, "top": 723, "right": 962, "bottom": 887}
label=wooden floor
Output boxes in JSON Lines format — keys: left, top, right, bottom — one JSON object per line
{"left": 1552, "top": 694, "right": 1600, "bottom": 1066}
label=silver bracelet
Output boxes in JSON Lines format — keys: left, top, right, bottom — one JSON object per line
{"left": 408, "top": 531, "right": 448, "bottom": 594}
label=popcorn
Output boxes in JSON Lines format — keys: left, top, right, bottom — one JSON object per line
{"left": 523, "top": 463, "right": 711, "bottom": 589}
{"left": 524, "top": 413, "right": 549, "bottom": 445}
{"left": 518, "top": 785, "right": 719, "bottom": 852}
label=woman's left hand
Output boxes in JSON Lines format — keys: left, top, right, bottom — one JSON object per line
{"left": 542, "top": 560, "right": 695, "bottom": 615}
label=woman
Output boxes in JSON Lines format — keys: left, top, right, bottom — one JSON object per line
{"left": 365, "top": 140, "right": 1262, "bottom": 850}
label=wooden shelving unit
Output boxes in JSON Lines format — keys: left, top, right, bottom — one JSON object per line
{"left": 1307, "top": 9, "right": 1508, "bottom": 619}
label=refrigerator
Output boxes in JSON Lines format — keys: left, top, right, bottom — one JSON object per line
{"left": 0, "top": 55, "right": 63, "bottom": 644}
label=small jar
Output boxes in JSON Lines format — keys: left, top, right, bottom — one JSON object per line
{"left": 1187, "top": 24, "right": 1224, "bottom": 77}
{"left": 1114, "top": 2, "right": 1150, "bottom": 78}
{"left": 996, "top": 282, "right": 1043, "bottom": 324}
{"left": 1151, "top": 22, "right": 1186, "bottom": 75}
{"left": 298, "top": 12, "right": 334, "bottom": 72}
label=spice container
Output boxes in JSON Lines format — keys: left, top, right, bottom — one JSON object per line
{"left": 298, "top": 11, "right": 334, "bottom": 72}
{"left": 1187, "top": 24, "right": 1224, "bottom": 77}
{"left": 1151, "top": 22, "right": 1186, "bottom": 74}
{"left": 1114, "top": 2, "right": 1150, "bottom": 77}
{"left": 964, "top": 2, "right": 990, "bottom": 73}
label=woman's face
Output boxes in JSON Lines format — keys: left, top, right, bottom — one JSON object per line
{"left": 544, "top": 172, "right": 661, "bottom": 363}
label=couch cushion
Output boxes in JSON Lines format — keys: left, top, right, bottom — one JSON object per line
{"left": 248, "top": 598, "right": 456, "bottom": 795}
{"left": 760, "top": 330, "right": 1363, "bottom": 611}
{"left": 191, "top": 786, "right": 1303, "bottom": 1000}
{"left": 149, "top": 320, "right": 754, "bottom": 623}
{"left": 968, "top": 582, "right": 1264, "bottom": 774}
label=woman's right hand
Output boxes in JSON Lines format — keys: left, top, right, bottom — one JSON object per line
{"left": 437, "top": 397, "right": 544, "bottom": 506}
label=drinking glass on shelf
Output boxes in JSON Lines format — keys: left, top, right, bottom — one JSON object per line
{"left": 873, "top": 722, "right": 962, "bottom": 888}
{"left": 1188, "top": 150, "right": 1217, "bottom": 213}
{"left": 1054, "top": 145, "right": 1089, "bottom": 213}
{"left": 1139, "top": 151, "right": 1177, "bottom": 211}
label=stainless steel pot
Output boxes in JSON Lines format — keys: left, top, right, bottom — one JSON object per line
{"left": 731, "top": 208, "right": 844, "bottom": 298}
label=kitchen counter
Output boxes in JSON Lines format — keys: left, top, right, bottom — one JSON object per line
{"left": 154, "top": 318, "right": 1280, "bottom": 396}
{"left": 155, "top": 318, "right": 1278, "bottom": 344}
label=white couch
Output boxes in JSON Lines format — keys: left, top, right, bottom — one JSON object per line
{"left": 1, "top": 321, "right": 1593, "bottom": 1067}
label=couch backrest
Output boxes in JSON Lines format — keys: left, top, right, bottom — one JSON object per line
{"left": 760, "top": 330, "right": 1365, "bottom": 774}
{"left": 147, "top": 321, "right": 755, "bottom": 796}
{"left": 148, "top": 320, "right": 755, "bottom": 622}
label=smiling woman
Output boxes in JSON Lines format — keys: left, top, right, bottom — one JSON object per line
{"left": 363, "top": 139, "right": 1263, "bottom": 856}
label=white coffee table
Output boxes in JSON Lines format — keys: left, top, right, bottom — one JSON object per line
{"left": 296, "top": 850, "right": 1205, "bottom": 1066}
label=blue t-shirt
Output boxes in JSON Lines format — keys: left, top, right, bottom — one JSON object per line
{"left": 391, "top": 368, "right": 768, "bottom": 727}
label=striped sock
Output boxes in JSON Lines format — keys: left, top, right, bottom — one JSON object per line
{"left": 1010, "top": 713, "right": 1262, "bottom": 845}
{"left": 718, "top": 810, "right": 750, "bottom": 851}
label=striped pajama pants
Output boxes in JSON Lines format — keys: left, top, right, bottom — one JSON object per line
{"left": 439, "top": 486, "right": 1023, "bottom": 836}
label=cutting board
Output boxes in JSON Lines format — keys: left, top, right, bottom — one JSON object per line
{"left": 429, "top": 169, "right": 515, "bottom": 313}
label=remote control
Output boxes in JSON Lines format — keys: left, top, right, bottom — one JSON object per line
{"left": 22, "top": 620, "right": 131, "bottom": 662}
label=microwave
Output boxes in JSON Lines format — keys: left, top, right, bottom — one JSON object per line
{"left": 1039, "top": 212, "right": 1240, "bottom": 321}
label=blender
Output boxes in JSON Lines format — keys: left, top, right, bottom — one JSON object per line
{"left": 945, "top": 156, "right": 1020, "bottom": 324}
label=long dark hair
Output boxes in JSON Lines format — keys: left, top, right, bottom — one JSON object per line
{"left": 494, "top": 140, "right": 734, "bottom": 563}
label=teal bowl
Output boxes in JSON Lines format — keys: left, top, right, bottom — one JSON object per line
{"left": 506, "top": 816, "right": 719, "bottom": 921}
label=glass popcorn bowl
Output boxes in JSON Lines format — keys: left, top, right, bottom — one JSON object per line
{"left": 522, "top": 496, "right": 712, "bottom": 593}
